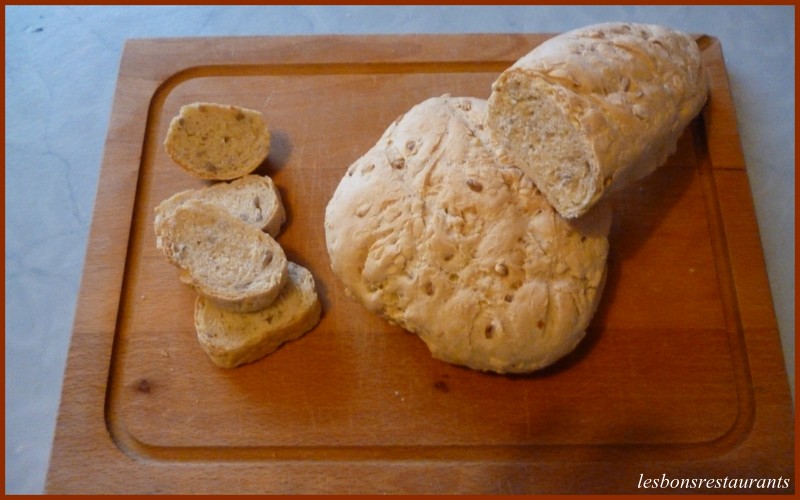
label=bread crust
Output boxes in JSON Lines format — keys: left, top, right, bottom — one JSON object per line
{"left": 325, "top": 96, "right": 610, "bottom": 373}
{"left": 487, "top": 22, "right": 709, "bottom": 218}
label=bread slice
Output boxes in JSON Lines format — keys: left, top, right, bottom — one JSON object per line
{"left": 155, "top": 200, "right": 288, "bottom": 313}
{"left": 486, "top": 22, "right": 708, "bottom": 218}
{"left": 195, "top": 262, "right": 322, "bottom": 368}
{"left": 164, "top": 102, "right": 271, "bottom": 180}
{"left": 155, "top": 175, "right": 286, "bottom": 237}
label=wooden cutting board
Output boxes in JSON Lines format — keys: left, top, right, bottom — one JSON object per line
{"left": 45, "top": 34, "right": 793, "bottom": 494}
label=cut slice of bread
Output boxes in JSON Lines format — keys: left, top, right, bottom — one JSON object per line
{"left": 155, "top": 200, "right": 288, "bottom": 313}
{"left": 195, "top": 262, "right": 322, "bottom": 368}
{"left": 155, "top": 175, "right": 286, "bottom": 237}
{"left": 164, "top": 102, "right": 271, "bottom": 180}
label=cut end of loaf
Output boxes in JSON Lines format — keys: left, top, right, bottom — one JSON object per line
{"left": 487, "top": 74, "right": 599, "bottom": 219}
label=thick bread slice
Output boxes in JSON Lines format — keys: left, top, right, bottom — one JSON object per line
{"left": 325, "top": 96, "right": 610, "bottom": 374}
{"left": 155, "top": 175, "right": 286, "bottom": 237}
{"left": 164, "top": 102, "right": 271, "bottom": 180}
{"left": 155, "top": 200, "right": 288, "bottom": 313}
{"left": 487, "top": 22, "right": 709, "bottom": 218}
{"left": 195, "top": 262, "right": 322, "bottom": 368}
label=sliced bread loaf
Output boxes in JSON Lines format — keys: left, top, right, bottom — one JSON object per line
{"left": 155, "top": 200, "right": 288, "bottom": 313}
{"left": 164, "top": 102, "right": 271, "bottom": 180}
{"left": 195, "top": 262, "right": 322, "bottom": 368}
{"left": 155, "top": 174, "right": 286, "bottom": 237}
{"left": 486, "top": 22, "right": 708, "bottom": 218}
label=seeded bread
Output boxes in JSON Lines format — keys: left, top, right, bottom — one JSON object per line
{"left": 164, "top": 102, "right": 271, "bottom": 180}
{"left": 154, "top": 174, "right": 286, "bottom": 237}
{"left": 195, "top": 262, "right": 322, "bottom": 368}
{"left": 325, "top": 96, "right": 610, "bottom": 373}
{"left": 487, "top": 22, "right": 709, "bottom": 218}
{"left": 155, "top": 200, "right": 288, "bottom": 313}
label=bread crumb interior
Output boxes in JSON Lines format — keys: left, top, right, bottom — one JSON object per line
{"left": 493, "top": 79, "right": 593, "bottom": 217}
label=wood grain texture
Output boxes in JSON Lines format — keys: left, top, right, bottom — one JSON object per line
{"left": 45, "top": 34, "right": 793, "bottom": 494}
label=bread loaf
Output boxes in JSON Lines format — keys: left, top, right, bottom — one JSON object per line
{"left": 195, "top": 262, "right": 321, "bottom": 369}
{"left": 154, "top": 174, "right": 286, "bottom": 237}
{"left": 155, "top": 200, "right": 288, "bottom": 313}
{"left": 164, "top": 102, "right": 271, "bottom": 180}
{"left": 487, "top": 22, "right": 709, "bottom": 218}
{"left": 325, "top": 96, "right": 610, "bottom": 373}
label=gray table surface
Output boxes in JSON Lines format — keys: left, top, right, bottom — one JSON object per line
{"left": 6, "top": 6, "right": 794, "bottom": 494}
